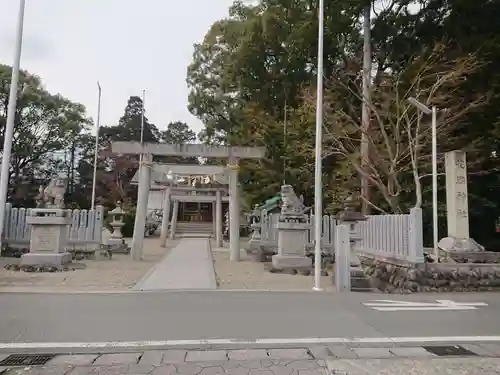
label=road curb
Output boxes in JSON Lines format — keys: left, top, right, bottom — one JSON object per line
{"left": 2, "top": 336, "right": 500, "bottom": 354}
{"left": 1, "top": 343, "right": 500, "bottom": 370}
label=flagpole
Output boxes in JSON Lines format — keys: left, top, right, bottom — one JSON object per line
{"left": 0, "top": 0, "right": 26, "bottom": 251}
{"left": 313, "top": 0, "right": 325, "bottom": 291}
{"left": 91, "top": 82, "right": 101, "bottom": 210}
{"left": 140, "top": 89, "right": 145, "bottom": 161}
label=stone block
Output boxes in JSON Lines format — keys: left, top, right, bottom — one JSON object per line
{"left": 20, "top": 252, "right": 72, "bottom": 266}
{"left": 267, "top": 349, "right": 311, "bottom": 359}
{"left": 185, "top": 350, "right": 227, "bottom": 362}
{"left": 228, "top": 349, "right": 269, "bottom": 360}
{"left": 272, "top": 255, "right": 312, "bottom": 269}
{"left": 389, "top": 347, "right": 436, "bottom": 358}
{"left": 353, "top": 348, "right": 394, "bottom": 358}
{"left": 93, "top": 353, "right": 142, "bottom": 365}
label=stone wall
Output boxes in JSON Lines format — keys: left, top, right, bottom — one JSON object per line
{"left": 361, "top": 257, "right": 500, "bottom": 294}
{"left": 444, "top": 251, "right": 500, "bottom": 264}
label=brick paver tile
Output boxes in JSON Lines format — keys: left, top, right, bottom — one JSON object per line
{"left": 267, "top": 364, "right": 294, "bottom": 375}
{"left": 248, "top": 369, "right": 273, "bottom": 375}
{"left": 19, "top": 366, "right": 75, "bottom": 375}
{"left": 185, "top": 351, "right": 227, "bottom": 362}
{"left": 327, "top": 346, "right": 358, "bottom": 359}
{"left": 151, "top": 364, "right": 177, "bottom": 375}
{"left": 285, "top": 360, "right": 322, "bottom": 370}
{"left": 267, "top": 349, "right": 311, "bottom": 360}
{"left": 228, "top": 350, "right": 269, "bottom": 361}
{"left": 199, "top": 365, "right": 225, "bottom": 375}
{"left": 139, "top": 351, "right": 164, "bottom": 366}
{"left": 175, "top": 363, "right": 203, "bottom": 375}
{"left": 479, "top": 343, "right": 500, "bottom": 356}
{"left": 390, "top": 347, "right": 436, "bottom": 358}
{"left": 352, "top": 348, "right": 393, "bottom": 358}
{"left": 297, "top": 370, "right": 327, "bottom": 375}
{"left": 93, "top": 353, "right": 142, "bottom": 365}
{"left": 224, "top": 369, "right": 251, "bottom": 375}
{"left": 47, "top": 354, "right": 98, "bottom": 366}
{"left": 162, "top": 350, "right": 187, "bottom": 364}
{"left": 307, "top": 346, "right": 332, "bottom": 360}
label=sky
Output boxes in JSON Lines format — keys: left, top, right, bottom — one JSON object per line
{"left": 0, "top": 0, "right": 235, "bottom": 136}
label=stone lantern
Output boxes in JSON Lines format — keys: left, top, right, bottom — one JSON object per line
{"left": 249, "top": 204, "right": 262, "bottom": 245}
{"left": 335, "top": 195, "right": 367, "bottom": 266}
{"left": 107, "top": 201, "right": 130, "bottom": 254}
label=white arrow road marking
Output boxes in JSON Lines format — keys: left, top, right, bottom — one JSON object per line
{"left": 363, "top": 299, "right": 488, "bottom": 311}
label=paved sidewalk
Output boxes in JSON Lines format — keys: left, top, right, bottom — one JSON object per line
{"left": 133, "top": 238, "right": 217, "bottom": 290}
{"left": 2, "top": 344, "right": 500, "bottom": 374}
{"left": 326, "top": 357, "right": 500, "bottom": 374}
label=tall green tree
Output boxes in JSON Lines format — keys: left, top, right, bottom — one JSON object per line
{"left": 159, "top": 121, "right": 198, "bottom": 164}
{"left": 0, "top": 64, "right": 90, "bottom": 206}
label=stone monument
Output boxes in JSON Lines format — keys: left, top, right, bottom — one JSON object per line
{"left": 438, "top": 150, "right": 484, "bottom": 255}
{"left": 271, "top": 185, "right": 311, "bottom": 270}
{"left": 107, "top": 201, "right": 130, "bottom": 254}
{"left": 21, "top": 178, "right": 72, "bottom": 266}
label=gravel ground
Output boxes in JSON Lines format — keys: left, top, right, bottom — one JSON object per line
{"left": 211, "top": 239, "right": 333, "bottom": 291}
{"left": 0, "top": 238, "right": 177, "bottom": 292}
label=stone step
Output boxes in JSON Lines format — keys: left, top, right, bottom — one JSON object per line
{"left": 351, "top": 276, "right": 372, "bottom": 289}
{"left": 175, "top": 222, "right": 214, "bottom": 234}
{"left": 350, "top": 267, "right": 378, "bottom": 293}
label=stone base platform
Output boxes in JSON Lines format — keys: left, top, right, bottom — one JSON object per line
{"left": 20, "top": 252, "right": 72, "bottom": 267}
{"left": 272, "top": 254, "right": 312, "bottom": 269}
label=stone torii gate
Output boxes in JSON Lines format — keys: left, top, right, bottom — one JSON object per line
{"left": 111, "top": 142, "right": 266, "bottom": 261}
{"left": 131, "top": 162, "right": 229, "bottom": 247}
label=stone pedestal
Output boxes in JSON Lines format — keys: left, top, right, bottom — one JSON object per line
{"left": 21, "top": 209, "right": 72, "bottom": 266}
{"left": 335, "top": 196, "right": 367, "bottom": 267}
{"left": 272, "top": 221, "right": 312, "bottom": 269}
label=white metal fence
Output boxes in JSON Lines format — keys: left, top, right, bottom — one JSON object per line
{"left": 257, "top": 208, "right": 424, "bottom": 263}
{"left": 3, "top": 203, "right": 105, "bottom": 250}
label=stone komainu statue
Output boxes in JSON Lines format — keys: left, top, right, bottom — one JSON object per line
{"left": 279, "top": 184, "right": 306, "bottom": 222}
{"left": 36, "top": 178, "right": 66, "bottom": 209}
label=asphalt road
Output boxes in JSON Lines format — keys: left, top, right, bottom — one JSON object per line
{"left": 1, "top": 291, "right": 499, "bottom": 344}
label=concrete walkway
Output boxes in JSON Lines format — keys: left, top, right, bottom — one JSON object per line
{"left": 133, "top": 238, "right": 217, "bottom": 290}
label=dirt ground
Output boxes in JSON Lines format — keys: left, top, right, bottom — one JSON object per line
{"left": 211, "top": 239, "right": 334, "bottom": 291}
{"left": 0, "top": 238, "right": 176, "bottom": 292}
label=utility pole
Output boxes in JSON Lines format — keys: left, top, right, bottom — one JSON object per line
{"left": 360, "top": 4, "right": 372, "bottom": 215}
